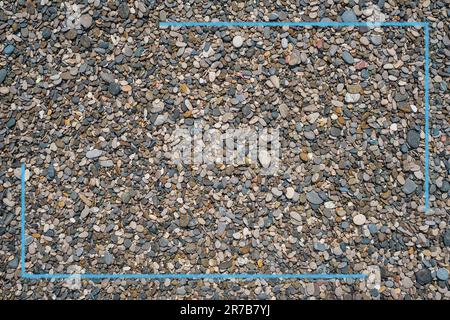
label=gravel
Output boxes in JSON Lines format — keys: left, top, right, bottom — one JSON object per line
{"left": 0, "top": 0, "right": 448, "bottom": 301}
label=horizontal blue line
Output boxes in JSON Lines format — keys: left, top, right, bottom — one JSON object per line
{"left": 160, "top": 21, "right": 428, "bottom": 28}
{"left": 22, "top": 273, "right": 367, "bottom": 280}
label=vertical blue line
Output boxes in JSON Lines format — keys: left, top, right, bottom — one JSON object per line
{"left": 424, "top": 24, "right": 430, "bottom": 213}
{"left": 21, "top": 163, "right": 26, "bottom": 275}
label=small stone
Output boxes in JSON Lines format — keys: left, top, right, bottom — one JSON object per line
{"left": 313, "top": 242, "right": 327, "bottom": 251}
{"left": 345, "top": 93, "right": 361, "bottom": 103}
{"left": 103, "top": 252, "right": 114, "bottom": 265}
{"left": 7, "top": 257, "right": 19, "bottom": 269}
{"left": 258, "top": 149, "right": 271, "bottom": 168}
{"left": 300, "top": 152, "right": 309, "bottom": 162}
{"left": 304, "top": 131, "right": 315, "bottom": 140}
{"left": 271, "top": 187, "right": 282, "bottom": 197}
{"left": 0, "top": 68, "right": 7, "bottom": 84}
{"left": 154, "top": 114, "right": 168, "bottom": 126}
{"left": 443, "top": 230, "right": 450, "bottom": 247}
{"left": 347, "top": 84, "right": 362, "bottom": 93}
{"left": 176, "top": 287, "right": 186, "bottom": 295}
{"left": 108, "top": 82, "right": 121, "bottom": 96}
{"left": 80, "top": 14, "right": 93, "bottom": 29}
{"left": 402, "top": 178, "right": 417, "bottom": 195}
{"left": 306, "top": 191, "right": 323, "bottom": 205}
{"left": 353, "top": 214, "right": 366, "bottom": 226}
{"left": 6, "top": 117, "right": 16, "bottom": 129}
{"left": 151, "top": 99, "right": 164, "bottom": 113}
{"left": 290, "top": 211, "right": 302, "bottom": 222}
{"left": 415, "top": 269, "right": 432, "bottom": 285}
{"left": 342, "top": 51, "right": 354, "bottom": 64}
{"left": 86, "top": 149, "right": 103, "bottom": 159}
{"left": 370, "top": 35, "right": 383, "bottom": 46}
{"left": 287, "top": 50, "right": 301, "bottom": 66}
{"left": 270, "top": 75, "right": 280, "bottom": 89}
{"left": 65, "top": 29, "right": 77, "bottom": 40}
{"left": 407, "top": 129, "right": 420, "bottom": 149}
{"left": 285, "top": 187, "right": 295, "bottom": 200}
{"left": 436, "top": 268, "right": 449, "bottom": 281}
{"left": 118, "top": 3, "right": 130, "bottom": 19}
{"left": 402, "top": 277, "right": 414, "bottom": 289}
{"left": 47, "top": 163, "right": 55, "bottom": 180}
{"left": 341, "top": 10, "right": 358, "bottom": 22}
{"left": 3, "top": 44, "right": 15, "bottom": 55}
{"left": 100, "top": 160, "right": 114, "bottom": 167}
{"left": 42, "top": 27, "right": 52, "bottom": 39}
{"left": 179, "top": 213, "right": 189, "bottom": 228}
{"left": 232, "top": 35, "right": 243, "bottom": 48}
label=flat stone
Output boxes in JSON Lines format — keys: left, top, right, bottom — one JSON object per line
{"left": 407, "top": 129, "right": 420, "bottom": 148}
{"left": 65, "top": 29, "right": 77, "bottom": 40}
{"left": 436, "top": 268, "right": 449, "bottom": 281}
{"left": 443, "top": 230, "right": 450, "bottom": 247}
{"left": 306, "top": 191, "right": 323, "bottom": 205}
{"left": 341, "top": 10, "right": 358, "bottom": 22}
{"left": 100, "top": 160, "right": 114, "bottom": 167}
{"left": 287, "top": 50, "right": 301, "bottom": 66}
{"left": 7, "top": 257, "right": 19, "bottom": 269}
{"left": 342, "top": 51, "right": 354, "bottom": 64}
{"left": 313, "top": 242, "right": 327, "bottom": 251}
{"left": 232, "top": 35, "right": 243, "bottom": 48}
{"left": 345, "top": 93, "right": 361, "bottom": 103}
{"left": 270, "top": 75, "right": 280, "bottom": 89}
{"left": 179, "top": 213, "right": 189, "bottom": 228}
{"left": 3, "top": 44, "right": 15, "bottom": 55}
{"left": 402, "top": 178, "right": 417, "bottom": 195}
{"left": 86, "top": 149, "right": 103, "bottom": 159}
{"left": 154, "top": 114, "right": 168, "bottom": 126}
{"left": 258, "top": 149, "right": 271, "bottom": 168}
{"left": 108, "top": 82, "right": 121, "bottom": 96}
{"left": 80, "top": 14, "right": 93, "bottom": 29}
{"left": 118, "top": 3, "right": 130, "bottom": 19}
{"left": 285, "top": 187, "right": 295, "bottom": 199}
{"left": 415, "top": 269, "right": 432, "bottom": 285}
{"left": 103, "top": 252, "right": 114, "bottom": 265}
{"left": 370, "top": 35, "right": 383, "bottom": 46}
{"left": 0, "top": 68, "right": 7, "bottom": 84}
{"left": 353, "top": 214, "right": 366, "bottom": 226}
{"left": 290, "top": 211, "right": 302, "bottom": 222}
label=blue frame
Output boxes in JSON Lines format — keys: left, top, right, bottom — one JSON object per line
{"left": 21, "top": 20, "right": 430, "bottom": 280}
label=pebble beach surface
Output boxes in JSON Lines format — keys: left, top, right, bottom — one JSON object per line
{"left": 1, "top": 1, "right": 449, "bottom": 300}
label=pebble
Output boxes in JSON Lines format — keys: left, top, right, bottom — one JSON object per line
{"left": 103, "top": 252, "right": 114, "bottom": 265}
{"left": 406, "top": 129, "right": 420, "bottom": 149}
{"left": 232, "top": 35, "right": 243, "bottom": 48}
{"left": 402, "top": 179, "right": 417, "bottom": 195}
{"left": 0, "top": 68, "right": 7, "bottom": 84}
{"left": 80, "top": 14, "right": 93, "bottom": 29}
{"left": 436, "top": 268, "right": 449, "bottom": 281}
{"left": 86, "top": 149, "right": 103, "bottom": 159}
{"left": 353, "top": 214, "right": 366, "bottom": 226}
{"left": 370, "top": 35, "right": 382, "bottom": 46}
{"left": 341, "top": 10, "right": 358, "bottom": 22}
{"left": 345, "top": 93, "right": 361, "bottom": 103}
{"left": 341, "top": 51, "right": 354, "bottom": 64}
{"left": 108, "top": 82, "right": 121, "bottom": 96}
{"left": 285, "top": 187, "right": 295, "bottom": 199}
{"left": 415, "top": 269, "right": 432, "bottom": 285}
{"left": 3, "top": 44, "right": 15, "bottom": 56}
{"left": 306, "top": 191, "right": 323, "bottom": 205}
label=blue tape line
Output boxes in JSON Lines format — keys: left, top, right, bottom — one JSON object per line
{"left": 22, "top": 273, "right": 367, "bottom": 280}
{"left": 159, "top": 21, "right": 428, "bottom": 28}
{"left": 21, "top": 20, "right": 430, "bottom": 279}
